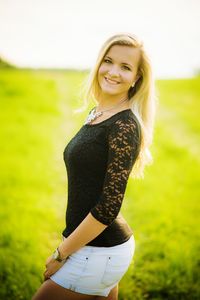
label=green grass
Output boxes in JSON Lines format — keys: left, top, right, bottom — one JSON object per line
{"left": 0, "top": 69, "right": 199, "bottom": 299}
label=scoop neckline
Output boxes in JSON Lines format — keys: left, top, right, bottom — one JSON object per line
{"left": 84, "top": 108, "right": 132, "bottom": 127}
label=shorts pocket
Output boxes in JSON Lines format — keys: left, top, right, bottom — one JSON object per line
{"left": 65, "top": 253, "right": 89, "bottom": 282}
{"left": 101, "top": 254, "right": 131, "bottom": 287}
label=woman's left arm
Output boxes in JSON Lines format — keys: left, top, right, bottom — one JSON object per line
{"left": 44, "top": 213, "right": 107, "bottom": 280}
{"left": 58, "top": 212, "right": 108, "bottom": 258}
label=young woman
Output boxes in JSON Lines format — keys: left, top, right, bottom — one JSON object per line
{"left": 32, "top": 33, "right": 156, "bottom": 300}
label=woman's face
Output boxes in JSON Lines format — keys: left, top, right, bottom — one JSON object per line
{"left": 97, "top": 45, "right": 141, "bottom": 98}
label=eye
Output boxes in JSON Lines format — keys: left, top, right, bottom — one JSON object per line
{"left": 103, "top": 59, "right": 112, "bottom": 63}
{"left": 122, "top": 65, "right": 131, "bottom": 71}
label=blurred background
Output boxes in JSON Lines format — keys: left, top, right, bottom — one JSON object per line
{"left": 0, "top": 0, "right": 199, "bottom": 299}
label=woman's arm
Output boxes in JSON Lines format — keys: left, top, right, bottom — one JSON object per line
{"left": 43, "top": 213, "right": 107, "bottom": 280}
{"left": 58, "top": 212, "right": 107, "bottom": 259}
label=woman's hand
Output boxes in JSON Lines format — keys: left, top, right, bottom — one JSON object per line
{"left": 43, "top": 254, "right": 66, "bottom": 282}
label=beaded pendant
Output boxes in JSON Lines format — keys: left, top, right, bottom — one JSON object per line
{"left": 84, "top": 108, "right": 103, "bottom": 125}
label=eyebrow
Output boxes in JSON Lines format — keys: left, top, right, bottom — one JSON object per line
{"left": 104, "top": 56, "right": 133, "bottom": 68}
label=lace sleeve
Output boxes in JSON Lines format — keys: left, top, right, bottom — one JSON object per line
{"left": 90, "top": 117, "right": 141, "bottom": 226}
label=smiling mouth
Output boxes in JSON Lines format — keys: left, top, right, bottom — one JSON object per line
{"left": 104, "top": 77, "right": 120, "bottom": 84}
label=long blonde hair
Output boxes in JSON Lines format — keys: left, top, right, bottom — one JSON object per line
{"left": 75, "top": 33, "right": 158, "bottom": 179}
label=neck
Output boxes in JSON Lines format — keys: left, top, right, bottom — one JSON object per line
{"left": 96, "top": 93, "right": 130, "bottom": 112}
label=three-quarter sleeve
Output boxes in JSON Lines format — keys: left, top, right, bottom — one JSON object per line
{"left": 90, "top": 117, "right": 141, "bottom": 226}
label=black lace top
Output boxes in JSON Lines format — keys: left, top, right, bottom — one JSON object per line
{"left": 62, "top": 108, "right": 141, "bottom": 247}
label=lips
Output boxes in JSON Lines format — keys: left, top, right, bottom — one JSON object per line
{"left": 104, "top": 77, "right": 120, "bottom": 84}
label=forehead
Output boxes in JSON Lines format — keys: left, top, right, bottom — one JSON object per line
{"left": 104, "top": 45, "right": 141, "bottom": 66}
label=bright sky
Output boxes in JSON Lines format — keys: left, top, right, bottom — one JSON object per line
{"left": 0, "top": 0, "right": 199, "bottom": 78}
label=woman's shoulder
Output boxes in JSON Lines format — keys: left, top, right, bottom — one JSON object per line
{"left": 109, "top": 109, "right": 141, "bottom": 131}
{"left": 106, "top": 109, "right": 141, "bottom": 144}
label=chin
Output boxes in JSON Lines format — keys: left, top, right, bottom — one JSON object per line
{"left": 100, "top": 85, "right": 121, "bottom": 95}
{"left": 101, "top": 90, "right": 120, "bottom": 96}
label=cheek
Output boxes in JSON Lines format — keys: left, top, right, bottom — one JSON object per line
{"left": 98, "top": 64, "right": 107, "bottom": 77}
{"left": 123, "top": 72, "right": 135, "bottom": 84}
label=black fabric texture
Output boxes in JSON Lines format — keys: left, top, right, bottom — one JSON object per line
{"left": 62, "top": 108, "right": 141, "bottom": 247}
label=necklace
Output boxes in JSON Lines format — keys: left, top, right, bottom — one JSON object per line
{"left": 84, "top": 97, "right": 129, "bottom": 125}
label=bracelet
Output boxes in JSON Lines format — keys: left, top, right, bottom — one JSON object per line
{"left": 52, "top": 247, "right": 67, "bottom": 262}
{"left": 58, "top": 247, "right": 67, "bottom": 261}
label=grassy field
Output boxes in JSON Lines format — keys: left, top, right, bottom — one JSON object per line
{"left": 0, "top": 69, "right": 199, "bottom": 300}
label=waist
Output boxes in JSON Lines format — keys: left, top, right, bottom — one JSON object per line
{"left": 63, "top": 214, "right": 133, "bottom": 247}
{"left": 62, "top": 234, "right": 135, "bottom": 255}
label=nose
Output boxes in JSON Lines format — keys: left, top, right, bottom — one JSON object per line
{"left": 107, "top": 65, "right": 120, "bottom": 77}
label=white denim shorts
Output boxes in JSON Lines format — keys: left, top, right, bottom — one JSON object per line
{"left": 50, "top": 234, "right": 135, "bottom": 297}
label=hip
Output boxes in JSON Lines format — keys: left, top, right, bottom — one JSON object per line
{"left": 50, "top": 234, "right": 135, "bottom": 296}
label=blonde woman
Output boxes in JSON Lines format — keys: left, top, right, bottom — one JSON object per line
{"left": 32, "top": 33, "right": 157, "bottom": 300}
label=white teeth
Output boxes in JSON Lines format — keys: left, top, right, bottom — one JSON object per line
{"left": 105, "top": 77, "right": 119, "bottom": 84}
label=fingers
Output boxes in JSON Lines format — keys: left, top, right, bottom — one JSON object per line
{"left": 43, "top": 269, "right": 50, "bottom": 281}
{"left": 43, "top": 257, "right": 66, "bottom": 282}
